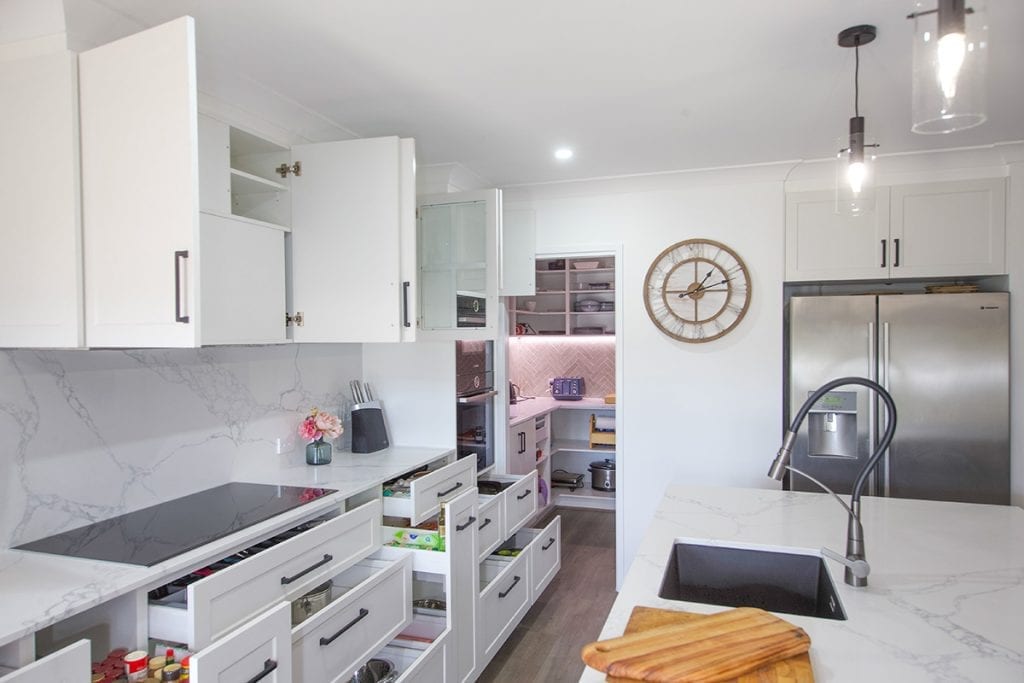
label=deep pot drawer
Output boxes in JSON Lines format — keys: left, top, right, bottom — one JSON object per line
{"left": 476, "top": 495, "right": 503, "bottom": 562}
{"left": 291, "top": 555, "right": 412, "bottom": 683}
{"left": 149, "top": 500, "right": 381, "bottom": 649}
{"left": 502, "top": 470, "right": 538, "bottom": 537}
{"left": 529, "top": 516, "right": 561, "bottom": 599}
{"left": 382, "top": 455, "right": 476, "bottom": 526}
{"left": 478, "top": 552, "right": 530, "bottom": 660}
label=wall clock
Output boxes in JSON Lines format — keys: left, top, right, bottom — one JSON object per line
{"left": 643, "top": 238, "right": 752, "bottom": 343}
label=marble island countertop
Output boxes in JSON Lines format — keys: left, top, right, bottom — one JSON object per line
{"left": 583, "top": 485, "right": 1024, "bottom": 682}
{"left": 0, "top": 445, "right": 452, "bottom": 650}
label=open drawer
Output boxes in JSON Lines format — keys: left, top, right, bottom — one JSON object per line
{"left": 477, "top": 552, "right": 530, "bottom": 661}
{"left": 476, "top": 494, "right": 503, "bottom": 561}
{"left": 480, "top": 470, "right": 537, "bottom": 538}
{"left": 502, "top": 516, "right": 562, "bottom": 602}
{"left": 366, "top": 614, "right": 449, "bottom": 683}
{"left": 148, "top": 500, "right": 381, "bottom": 649}
{"left": 191, "top": 602, "right": 292, "bottom": 683}
{"left": 0, "top": 640, "right": 90, "bottom": 683}
{"left": 382, "top": 456, "right": 476, "bottom": 526}
{"left": 291, "top": 555, "right": 412, "bottom": 683}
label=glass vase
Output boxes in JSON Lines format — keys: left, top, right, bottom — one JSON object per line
{"left": 305, "top": 437, "right": 332, "bottom": 465}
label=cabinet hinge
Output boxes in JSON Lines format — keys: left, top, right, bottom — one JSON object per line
{"left": 285, "top": 311, "right": 304, "bottom": 327}
{"left": 276, "top": 161, "right": 302, "bottom": 178}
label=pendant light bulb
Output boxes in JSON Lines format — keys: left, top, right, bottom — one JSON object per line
{"left": 937, "top": 30, "right": 966, "bottom": 100}
{"left": 847, "top": 160, "right": 867, "bottom": 196}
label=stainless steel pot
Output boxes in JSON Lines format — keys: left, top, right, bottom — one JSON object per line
{"left": 589, "top": 459, "right": 616, "bottom": 491}
{"left": 291, "top": 581, "right": 332, "bottom": 625}
{"left": 350, "top": 658, "right": 398, "bottom": 683}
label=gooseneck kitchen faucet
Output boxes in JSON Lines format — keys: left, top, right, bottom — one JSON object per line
{"left": 767, "top": 376, "right": 897, "bottom": 587}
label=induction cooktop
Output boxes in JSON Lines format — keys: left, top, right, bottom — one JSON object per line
{"left": 13, "top": 482, "right": 337, "bottom": 567}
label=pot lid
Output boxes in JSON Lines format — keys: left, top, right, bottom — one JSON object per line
{"left": 590, "top": 459, "right": 615, "bottom": 470}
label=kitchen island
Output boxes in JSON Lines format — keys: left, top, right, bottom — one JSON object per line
{"left": 582, "top": 485, "right": 1024, "bottom": 682}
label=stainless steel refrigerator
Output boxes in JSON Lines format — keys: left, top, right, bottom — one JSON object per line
{"left": 785, "top": 293, "right": 1009, "bottom": 505}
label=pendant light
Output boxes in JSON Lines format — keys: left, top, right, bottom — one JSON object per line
{"left": 908, "top": 0, "right": 987, "bottom": 134}
{"left": 835, "top": 25, "right": 879, "bottom": 217}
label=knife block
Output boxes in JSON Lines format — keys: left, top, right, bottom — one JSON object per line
{"left": 351, "top": 401, "right": 390, "bottom": 453}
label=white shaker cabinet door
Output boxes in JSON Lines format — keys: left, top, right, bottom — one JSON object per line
{"left": 190, "top": 602, "right": 292, "bottom": 683}
{"left": 499, "top": 208, "right": 536, "bottom": 296}
{"left": 290, "top": 136, "right": 414, "bottom": 343}
{"left": 0, "top": 50, "right": 83, "bottom": 348}
{"left": 0, "top": 640, "right": 89, "bottom": 683}
{"left": 80, "top": 16, "right": 200, "bottom": 347}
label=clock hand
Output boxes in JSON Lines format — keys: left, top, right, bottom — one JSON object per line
{"left": 675, "top": 271, "right": 715, "bottom": 298}
{"left": 688, "top": 277, "right": 732, "bottom": 296}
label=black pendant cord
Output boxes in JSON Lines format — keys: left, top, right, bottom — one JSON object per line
{"left": 854, "top": 41, "right": 860, "bottom": 118}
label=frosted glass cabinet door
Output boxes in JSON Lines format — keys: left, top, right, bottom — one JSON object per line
{"left": 417, "top": 189, "right": 500, "bottom": 339}
{"left": 79, "top": 16, "right": 200, "bottom": 347}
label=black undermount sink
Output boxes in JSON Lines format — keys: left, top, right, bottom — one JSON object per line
{"left": 658, "top": 542, "right": 847, "bottom": 621}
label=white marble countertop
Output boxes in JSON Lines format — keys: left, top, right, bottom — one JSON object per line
{"left": 582, "top": 485, "right": 1024, "bottom": 682}
{"left": 508, "top": 396, "right": 615, "bottom": 426}
{"left": 0, "top": 445, "right": 452, "bottom": 650}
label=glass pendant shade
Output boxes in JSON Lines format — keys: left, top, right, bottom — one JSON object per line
{"left": 835, "top": 117, "right": 876, "bottom": 217}
{"left": 911, "top": 0, "right": 988, "bottom": 134}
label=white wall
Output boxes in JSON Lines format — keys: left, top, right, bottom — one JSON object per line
{"left": 507, "top": 167, "right": 788, "bottom": 572}
{"left": 507, "top": 144, "right": 1023, "bottom": 576}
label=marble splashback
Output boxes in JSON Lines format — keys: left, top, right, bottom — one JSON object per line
{"left": 0, "top": 344, "right": 362, "bottom": 548}
{"left": 508, "top": 336, "right": 615, "bottom": 399}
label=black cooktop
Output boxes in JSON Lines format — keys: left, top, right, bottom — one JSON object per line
{"left": 13, "top": 482, "right": 336, "bottom": 567}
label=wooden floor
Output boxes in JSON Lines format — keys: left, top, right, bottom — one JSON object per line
{"left": 477, "top": 507, "right": 617, "bottom": 682}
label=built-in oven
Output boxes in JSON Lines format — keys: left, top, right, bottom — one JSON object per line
{"left": 455, "top": 340, "right": 495, "bottom": 471}
{"left": 456, "top": 293, "right": 487, "bottom": 328}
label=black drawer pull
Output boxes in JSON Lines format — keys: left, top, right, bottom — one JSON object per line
{"left": 456, "top": 515, "right": 477, "bottom": 532}
{"left": 437, "top": 481, "right": 463, "bottom": 498}
{"left": 894, "top": 238, "right": 901, "bottom": 267}
{"left": 402, "top": 281, "right": 411, "bottom": 327}
{"left": 516, "top": 489, "right": 532, "bottom": 500}
{"left": 280, "top": 553, "right": 333, "bottom": 585}
{"left": 542, "top": 537, "right": 555, "bottom": 551}
{"left": 880, "top": 239, "right": 887, "bottom": 268}
{"left": 245, "top": 659, "right": 277, "bottom": 683}
{"left": 478, "top": 517, "right": 492, "bottom": 531}
{"left": 499, "top": 575, "right": 521, "bottom": 599}
{"left": 319, "top": 608, "right": 369, "bottom": 646}
{"left": 174, "top": 250, "right": 190, "bottom": 323}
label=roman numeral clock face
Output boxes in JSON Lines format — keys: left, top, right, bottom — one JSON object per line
{"left": 643, "top": 238, "right": 752, "bottom": 343}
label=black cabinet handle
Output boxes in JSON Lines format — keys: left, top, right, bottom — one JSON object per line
{"left": 319, "top": 608, "right": 369, "bottom": 646}
{"left": 456, "top": 515, "right": 477, "bottom": 532}
{"left": 280, "top": 553, "right": 332, "bottom": 585}
{"left": 245, "top": 659, "right": 277, "bottom": 683}
{"left": 880, "top": 240, "right": 887, "bottom": 268}
{"left": 402, "top": 281, "right": 411, "bottom": 327}
{"left": 437, "top": 481, "right": 463, "bottom": 498}
{"left": 542, "top": 537, "right": 555, "bottom": 551}
{"left": 478, "top": 517, "right": 492, "bottom": 531}
{"left": 894, "top": 238, "right": 900, "bottom": 267}
{"left": 174, "top": 250, "right": 190, "bottom": 323}
{"left": 499, "top": 575, "right": 521, "bottom": 599}
{"left": 516, "top": 489, "right": 532, "bottom": 500}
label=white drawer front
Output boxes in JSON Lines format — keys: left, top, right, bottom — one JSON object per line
{"left": 382, "top": 456, "right": 475, "bottom": 526}
{"left": 150, "top": 500, "right": 381, "bottom": 649}
{"left": 476, "top": 495, "right": 503, "bottom": 562}
{"left": 190, "top": 602, "right": 292, "bottom": 683}
{"left": 0, "top": 640, "right": 89, "bottom": 683}
{"left": 502, "top": 470, "right": 538, "bottom": 537}
{"left": 530, "top": 516, "right": 561, "bottom": 598}
{"left": 478, "top": 552, "right": 530, "bottom": 660}
{"left": 292, "top": 556, "right": 412, "bottom": 683}
{"left": 382, "top": 630, "right": 448, "bottom": 682}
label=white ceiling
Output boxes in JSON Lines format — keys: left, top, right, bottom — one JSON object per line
{"left": 77, "top": 0, "right": 1024, "bottom": 186}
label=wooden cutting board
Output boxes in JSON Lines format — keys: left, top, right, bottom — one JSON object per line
{"left": 581, "top": 606, "right": 813, "bottom": 683}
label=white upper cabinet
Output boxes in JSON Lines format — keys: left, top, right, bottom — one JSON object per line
{"left": 290, "top": 137, "right": 417, "bottom": 343}
{"left": 499, "top": 208, "right": 537, "bottom": 297}
{"left": 785, "top": 178, "right": 1006, "bottom": 282}
{"left": 889, "top": 178, "right": 1006, "bottom": 279}
{"left": 0, "top": 49, "right": 83, "bottom": 348}
{"left": 417, "top": 189, "right": 501, "bottom": 340}
{"left": 79, "top": 17, "right": 204, "bottom": 347}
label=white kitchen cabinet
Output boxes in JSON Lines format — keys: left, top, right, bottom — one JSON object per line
{"left": 380, "top": 456, "right": 476, "bottom": 527}
{"left": 0, "top": 640, "right": 89, "bottom": 683}
{"left": 785, "top": 178, "right": 1006, "bottom": 282}
{"left": 0, "top": 50, "right": 83, "bottom": 349}
{"left": 500, "top": 208, "right": 536, "bottom": 296}
{"left": 79, "top": 16, "right": 417, "bottom": 347}
{"left": 417, "top": 190, "right": 501, "bottom": 340}
{"left": 477, "top": 552, "right": 530, "bottom": 664}
{"left": 889, "top": 178, "right": 1006, "bottom": 279}
{"left": 506, "top": 421, "right": 537, "bottom": 475}
{"left": 190, "top": 602, "right": 292, "bottom": 683}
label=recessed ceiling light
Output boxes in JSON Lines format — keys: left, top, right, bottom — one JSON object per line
{"left": 554, "top": 148, "right": 574, "bottom": 161}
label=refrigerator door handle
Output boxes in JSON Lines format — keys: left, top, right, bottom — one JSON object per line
{"left": 868, "top": 321, "right": 877, "bottom": 496}
{"left": 881, "top": 321, "right": 892, "bottom": 497}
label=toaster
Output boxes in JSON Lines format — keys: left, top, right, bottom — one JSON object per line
{"left": 551, "top": 376, "right": 585, "bottom": 400}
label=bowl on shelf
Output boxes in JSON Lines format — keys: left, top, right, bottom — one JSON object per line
{"left": 573, "top": 260, "right": 600, "bottom": 270}
{"left": 522, "top": 301, "right": 537, "bottom": 311}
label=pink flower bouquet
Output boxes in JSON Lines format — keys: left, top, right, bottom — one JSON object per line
{"left": 299, "top": 407, "right": 343, "bottom": 443}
